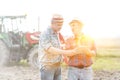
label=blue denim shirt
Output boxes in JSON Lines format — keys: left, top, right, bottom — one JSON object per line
{"left": 38, "top": 27, "right": 62, "bottom": 66}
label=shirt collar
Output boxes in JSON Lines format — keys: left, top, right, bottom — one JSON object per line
{"left": 48, "top": 27, "right": 59, "bottom": 35}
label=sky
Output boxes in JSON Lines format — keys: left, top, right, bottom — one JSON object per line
{"left": 0, "top": 0, "right": 120, "bottom": 38}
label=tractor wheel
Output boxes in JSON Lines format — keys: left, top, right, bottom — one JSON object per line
{"left": 0, "top": 40, "right": 10, "bottom": 66}
{"left": 28, "top": 45, "right": 39, "bottom": 68}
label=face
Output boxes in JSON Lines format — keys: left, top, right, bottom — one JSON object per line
{"left": 52, "top": 22, "right": 63, "bottom": 32}
{"left": 70, "top": 22, "right": 83, "bottom": 36}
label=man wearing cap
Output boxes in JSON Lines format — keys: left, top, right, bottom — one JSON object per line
{"left": 65, "top": 19, "right": 97, "bottom": 80}
{"left": 38, "top": 14, "right": 84, "bottom": 80}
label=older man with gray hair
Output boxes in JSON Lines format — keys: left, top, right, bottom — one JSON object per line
{"left": 38, "top": 14, "right": 84, "bottom": 80}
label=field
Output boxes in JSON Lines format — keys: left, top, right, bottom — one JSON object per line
{"left": 93, "top": 48, "right": 120, "bottom": 71}
{"left": 93, "top": 38, "right": 120, "bottom": 70}
{"left": 0, "top": 38, "right": 120, "bottom": 80}
{"left": 92, "top": 38, "right": 120, "bottom": 80}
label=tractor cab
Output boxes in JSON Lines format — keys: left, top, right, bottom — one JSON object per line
{"left": 0, "top": 15, "right": 40, "bottom": 68}
{"left": 0, "top": 15, "right": 26, "bottom": 48}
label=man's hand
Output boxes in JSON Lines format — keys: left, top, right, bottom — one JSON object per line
{"left": 73, "top": 46, "right": 95, "bottom": 55}
{"left": 72, "top": 46, "right": 87, "bottom": 55}
{"left": 82, "top": 47, "right": 96, "bottom": 57}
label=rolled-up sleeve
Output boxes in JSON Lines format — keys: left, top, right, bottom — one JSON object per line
{"left": 39, "top": 32, "right": 52, "bottom": 51}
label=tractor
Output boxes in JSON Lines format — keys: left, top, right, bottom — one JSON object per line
{"left": 0, "top": 15, "right": 40, "bottom": 68}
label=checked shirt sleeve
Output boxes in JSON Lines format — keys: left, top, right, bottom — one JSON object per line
{"left": 39, "top": 32, "right": 52, "bottom": 51}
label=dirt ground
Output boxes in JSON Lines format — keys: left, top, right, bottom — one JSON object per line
{"left": 0, "top": 66, "right": 120, "bottom": 80}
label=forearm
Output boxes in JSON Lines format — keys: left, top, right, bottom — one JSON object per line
{"left": 47, "top": 47, "right": 77, "bottom": 56}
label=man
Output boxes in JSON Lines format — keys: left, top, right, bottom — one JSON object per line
{"left": 38, "top": 14, "right": 84, "bottom": 80}
{"left": 65, "top": 19, "right": 96, "bottom": 80}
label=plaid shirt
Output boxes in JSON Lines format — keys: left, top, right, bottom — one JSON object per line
{"left": 38, "top": 27, "right": 62, "bottom": 65}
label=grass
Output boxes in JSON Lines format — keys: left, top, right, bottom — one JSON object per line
{"left": 96, "top": 48, "right": 120, "bottom": 57}
{"left": 92, "top": 57, "right": 120, "bottom": 71}
{"left": 18, "top": 59, "right": 29, "bottom": 67}
{"left": 92, "top": 47, "right": 120, "bottom": 71}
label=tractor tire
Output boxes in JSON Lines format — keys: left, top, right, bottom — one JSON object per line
{"left": 0, "top": 40, "right": 10, "bottom": 66}
{"left": 28, "top": 45, "right": 39, "bottom": 68}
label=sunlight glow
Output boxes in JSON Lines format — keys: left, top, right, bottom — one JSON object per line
{"left": 0, "top": 0, "right": 119, "bottom": 38}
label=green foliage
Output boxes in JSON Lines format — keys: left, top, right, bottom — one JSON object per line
{"left": 92, "top": 57, "right": 120, "bottom": 71}
{"left": 92, "top": 47, "right": 120, "bottom": 71}
{"left": 96, "top": 48, "right": 120, "bottom": 57}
